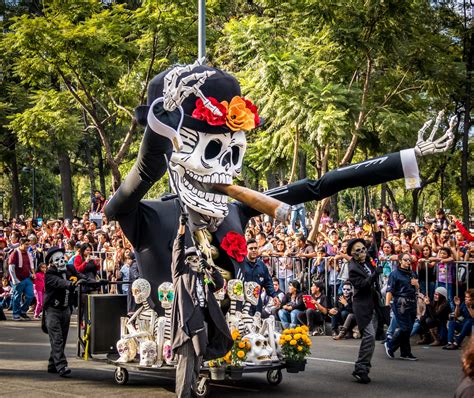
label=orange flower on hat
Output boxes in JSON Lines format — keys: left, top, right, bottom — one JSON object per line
{"left": 222, "top": 96, "right": 256, "bottom": 131}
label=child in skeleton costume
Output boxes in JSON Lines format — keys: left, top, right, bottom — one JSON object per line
{"left": 226, "top": 279, "right": 244, "bottom": 332}
{"left": 105, "top": 59, "right": 455, "bottom": 312}
{"left": 44, "top": 247, "right": 101, "bottom": 377}
{"left": 171, "top": 212, "right": 232, "bottom": 398}
{"left": 156, "top": 281, "right": 175, "bottom": 366}
{"left": 240, "top": 281, "right": 261, "bottom": 335}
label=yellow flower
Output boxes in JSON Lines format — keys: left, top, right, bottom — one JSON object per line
{"left": 285, "top": 335, "right": 292, "bottom": 341}
{"left": 283, "top": 329, "right": 290, "bottom": 335}
{"left": 290, "top": 339, "right": 297, "bottom": 346}
{"left": 238, "top": 342, "right": 245, "bottom": 349}
{"left": 295, "top": 326, "right": 303, "bottom": 333}
{"left": 294, "top": 333, "right": 301, "bottom": 340}
{"left": 301, "top": 325, "right": 309, "bottom": 333}
{"left": 222, "top": 97, "right": 256, "bottom": 131}
{"left": 246, "top": 342, "right": 251, "bottom": 350}
{"left": 288, "top": 329, "right": 295, "bottom": 334}
{"left": 297, "top": 346, "right": 303, "bottom": 352}
{"left": 237, "top": 350, "right": 245, "bottom": 359}
{"left": 231, "top": 330, "right": 240, "bottom": 340}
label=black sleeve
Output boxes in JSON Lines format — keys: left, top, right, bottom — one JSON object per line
{"left": 45, "top": 273, "right": 71, "bottom": 291}
{"left": 105, "top": 126, "right": 172, "bottom": 248}
{"left": 172, "top": 233, "right": 187, "bottom": 280}
{"left": 293, "top": 293, "right": 306, "bottom": 311}
{"left": 240, "top": 152, "right": 407, "bottom": 217}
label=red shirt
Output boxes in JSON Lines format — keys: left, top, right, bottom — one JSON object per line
{"left": 8, "top": 249, "right": 33, "bottom": 281}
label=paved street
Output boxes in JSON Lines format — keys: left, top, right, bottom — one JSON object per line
{"left": 0, "top": 314, "right": 464, "bottom": 398}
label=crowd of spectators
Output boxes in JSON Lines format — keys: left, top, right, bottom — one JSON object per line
{"left": 0, "top": 201, "right": 473, "bottom": 351}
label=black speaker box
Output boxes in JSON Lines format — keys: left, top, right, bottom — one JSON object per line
{"left": 88, "top": 294, "right": 127, "bottom": 354}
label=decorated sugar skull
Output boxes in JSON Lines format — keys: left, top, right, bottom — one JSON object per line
{"left": 157, "top": 282, "right": 174, "bottom": 309}
{"left": 139, "top": 340, "right": 158, "bottom": 367}
{"left": 163, "top": 340, "right": 175, "bottom": 365}
{"left": 227, "top": 279, "right": 244, "bottom": 302}
{"left": 132, "top": 278, "right": 151, "bottom": 304}
{"left": 46, "top": 247, "right": 66, "bottom": 271}
{"left": 244, "top": 332, "right": 272, "bottom": 365}
{"left": 144, "top": 60, "right": 261, "bottom": 220}
{"left": 116, "top": 338, "right": 137, "bottom": 363}
{"left": 244, "top": 282, "right": 261, "bottom": 306}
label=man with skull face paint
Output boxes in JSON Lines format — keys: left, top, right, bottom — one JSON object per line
{"left": 171, "top": 212, "right": 232, "bottom": 398}
{"left": 105, "top": 60, "right": 454, "bottom": 314}
{"left": 347, "top": 238, "right": 384, "bottom": 384}
{"left": 44, "top": 247, "right": 103, "bottom": 377}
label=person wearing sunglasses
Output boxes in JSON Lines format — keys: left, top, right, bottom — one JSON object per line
{"left": 347, "top": 238, "right": 384, "bottom": 384}
{"left": 384, "top": 254, "right": 419, "bottom": 361}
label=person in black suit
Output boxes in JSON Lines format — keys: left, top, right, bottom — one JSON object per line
{"left": 348, "top": 238, "right": 384, "bottom": 384}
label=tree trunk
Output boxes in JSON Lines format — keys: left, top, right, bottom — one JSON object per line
{"left": 381, "top": 183, "right": 387, "bottom": 207}
{"left": 9, "top": 146, "right": 23, "bottom": 218}
{"left": 288, "top": 127, "right": 299, "bottom": 183}
{"left": 265, "top": 170, "right": 278, "bottom": 190}
{"left": 329, "top": 193, "right": 339, "bottom": 223}
{"left": 83, "top": 138, "right": 96, "bottom": 194}
{"left": 461, "top": 27, "right": 472, "bottom": 226}
{"left": 297, "top": 149, "right": 307, "bottom": 180}
{"left": 97, "top": 141, "right": 106, "bottom": 196}
{"left": 386, "top": 184, "right": 398, "bottom": 212}
{"left": 411, "top": 188, "right": 422, "bottom": 222}
{"left": 308, "top": 197, "right": 330, "bottom": 242}
{"left": 57, "top": 149, "right": 74, "bottom": 220}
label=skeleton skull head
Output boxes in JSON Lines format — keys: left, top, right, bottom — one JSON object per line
{"left": 157, "top": 282, "right": 174, "bottom": 309}
{"left": 244, "top": 332, "right": 272, "bottom": 365}
{"left": 214, "top": 286, "right": 227, "bottom": 302}
{"left": 132, "top": 278, "right": 151, "bottom": 304}
{"left": 244, "top": 282, "right": 261, "bottom": 306}
{"left": 163, "top": 339, "right": 175, "bottom": 365}
{"left": 227, "top": 279, "right": 244, "bottom": 302}
{"left": 50, "top": 251, "right": 66, "bottom": 271}
{"left": 116, "top": 338, "right": 137, "bottom": 363}
{"left": 139, "top": 340, "right": 158, "bottom": 367}
{"left": 350, "top": 241, "right": 367, "bottom": 263}
{"left": 169, "top": 129, "right": 247, "bottom": 218}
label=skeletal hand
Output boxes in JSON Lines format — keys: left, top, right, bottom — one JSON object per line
{"left": 163, "top": 57, "right": 222, "bottom": 116}
{"left": 414, "top": 111, "right": 456, "bottom": 157}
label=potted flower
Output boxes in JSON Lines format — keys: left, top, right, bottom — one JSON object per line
{"left": 208, "top": 357, "right": 226, "bottom": 380}
{"left": 279, "top": 326, "right": 311, "bottom": 373}
{"left": 225, "top": 330, "right": 251, "bottom": 380}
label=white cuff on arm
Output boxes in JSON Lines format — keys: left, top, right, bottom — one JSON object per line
{"left": 400, "top": 149, "right": 421, "bottom": 189}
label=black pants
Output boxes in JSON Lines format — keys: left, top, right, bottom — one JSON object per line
{"left": 46, "top": 307, "right": 71, "bottom": 372}
{"left": 297, "top": 309, "right": 325, "bottom": 331}
{"left": 390, "top": 298, "right": 417, "bottom": 357}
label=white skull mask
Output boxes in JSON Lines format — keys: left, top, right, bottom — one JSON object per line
{"left": 214, "top": 286, "right": 227, "bottom": 301}
{"left": 227, "top": 279, "right": 244, "bottom": 302}
{"left": 244, "top": 332, "right": 272, "bottom": 365}
{"left": 116, "top": 338, "right": 137, "bottom": 363}
{"left": 244, "top": 282, "right": 261, "bottom": 306}
{"left": 132, "top": 278, "right": 151, "bottom": 304}
{"left": 158, "top": 282, "right": 174, "bottom": 309}
{"left": 139, "top": 340, "right": 157, "bottom": 366}
{"left": 169, "top": 129, "right": 247, "bottom": 218}
{"left": 50, "top": 251, "right": 66, "bottom": 271}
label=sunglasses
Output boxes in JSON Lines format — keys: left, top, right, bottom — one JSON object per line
{"left": 402, "top": 258, "right": 412, "bottom": 262}
{"left": 248, "top": 247, "right": 258, "bottom": 251}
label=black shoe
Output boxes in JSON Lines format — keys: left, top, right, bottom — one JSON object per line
{"left": 400, "top": 354, "right": 418, "bottom": 361}
{"left": 20, "top": 313, "right": 31, "bottom": 320}
{"left": 58, "top": 367, "right": 71, "bottom": 377}
{"left": 47, "top": 367, "right": 58, "bottom": 374}
{"left": 443, "top": 343, "right": 459, "bottom": 350}
{"left": 352, "top": 371, "right": 371, "bottom": 384}
{"left": 384, "top": 341, "right": 395, "bottom": 359}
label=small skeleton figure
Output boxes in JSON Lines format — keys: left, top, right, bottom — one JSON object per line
{"left": 213, "top": 284, "right": 227, "bottom": 308}
{"left": 238, "top": 282, "right": 261, "bottom": 335}
{"left": 139, "top": 340, "right": 158, "bottom": 367}
{"left": 123, "top": 279, "right": 158, "bottom": 343}
{"left": 116, "top": 338, "right": 138, "bottom": 363}
{"left": 156, "top": 282, "right": 176, "bottom": 366}
{"left": 244, "top": 332, "right": 273, "bottom": 366}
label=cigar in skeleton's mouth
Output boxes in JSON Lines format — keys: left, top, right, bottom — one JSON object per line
{"left": 183, "top": 173, "right": 291, "bottom": 221}
{"left": 214, "top": 184, "right": 291, "bottom": 222}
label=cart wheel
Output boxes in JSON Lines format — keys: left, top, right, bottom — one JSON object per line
{"left": 193, "top": 376, "right": 210, "bottom": 398}
{"left": 114, "top": 367, "right": 129, "bottom": 385}
{"left": 267, "top": 369, "right": 282, "bottom": 386}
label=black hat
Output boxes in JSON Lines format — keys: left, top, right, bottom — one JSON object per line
{"left": 45, "top": 246, "right": 65, "bottom": 264}
{"left": 347, "top": 238, "right": 367, "bottom": 256}
{"left": 136, "top": 64, "right": 262, "bottom": 134}
{"left": 185, "top": 246, "right": 198, "bottom": 258}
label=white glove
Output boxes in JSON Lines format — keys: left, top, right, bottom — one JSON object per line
{"left": 414, "top": 111, "right": 456, "bottom": 157}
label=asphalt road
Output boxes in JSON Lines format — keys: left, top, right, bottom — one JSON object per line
{"left": 0, "top": 313, "right": 464, "bottom": 398}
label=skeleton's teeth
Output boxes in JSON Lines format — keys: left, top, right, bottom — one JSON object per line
{"left": 225, "top": 176, "right": 232, "bottom": 184}
{"left": 198, "top": 191, "right": 205, "bottom": 198}
{"left": 211, "top": 174, "right": 219, "bottom": 184}
{"left": 219, "top": 174, "right": 225, "bottom": 184}
{"left": 203, "top": 175, "right": 210, "bottom": 184}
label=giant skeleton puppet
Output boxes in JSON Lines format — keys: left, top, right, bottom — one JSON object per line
{"left": 106, "top": 59, "right": 455, "bottom": 309}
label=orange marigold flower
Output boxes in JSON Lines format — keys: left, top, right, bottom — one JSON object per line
{"left": 290, "top": 339, "right": 297, "bottom": 346}
{"left": 297, "top": 346, "right": 303, "bottom": 352}
{"left": 237, "top": 350, "right": 245, "bottom": 359}
{"left": 222, "top": 96, "right": 256, "bottom": 131}
{"left": 238, "top": 342, "right": 245, "bottom": 349}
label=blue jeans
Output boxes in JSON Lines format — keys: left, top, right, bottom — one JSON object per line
{"left": 387, "top": 310, "right": 398, "bottom": 339}
{"left": 0, "top": 296, "right": 11, "bottom": 309}
{"left": 290, "top": 207, "right": 307, "bottom": 237}
{"left": 447, "top": 318, "right": 473, "bottom": 345}
{"left": 12, "top": 278, "right": 34, "bottom": 317}
{"left": 278, "top": 309, "right": 304, "bottom": 329}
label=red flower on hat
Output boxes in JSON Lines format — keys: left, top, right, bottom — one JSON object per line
{"left": 191, "top": 97, "right": 227, "bottom": 126}
{"left": 243, "top": 98, "right": 260, "bottom": 127}
{"left": 221, "top": 231, "right": 247, "bottom": 263}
